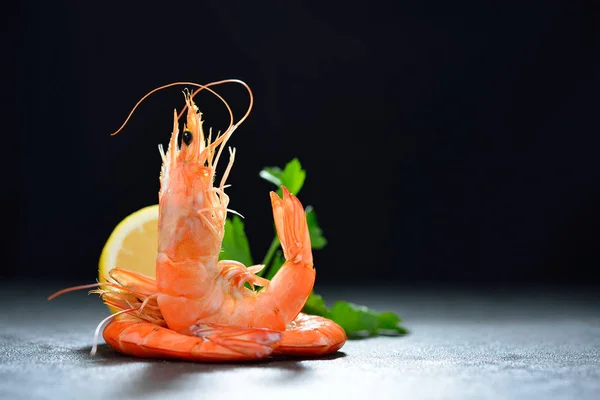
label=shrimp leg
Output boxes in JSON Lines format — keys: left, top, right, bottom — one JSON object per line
{"left": 103, "top": 314, "right": 282, "bottom": 362}
{"left": 218, "top": 260, "right": 271, "bottom": 293}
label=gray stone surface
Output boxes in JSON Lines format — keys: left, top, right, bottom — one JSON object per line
{"left": 0, "top": 283, "right": 599, "bottom": 400}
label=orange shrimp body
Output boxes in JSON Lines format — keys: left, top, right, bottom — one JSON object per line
{"left": 50, "top": 80, "right": 346, "bottom": 361}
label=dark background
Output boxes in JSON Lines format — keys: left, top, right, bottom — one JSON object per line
{"left": 4, "top": 0, "right": 600, "bottom": 285}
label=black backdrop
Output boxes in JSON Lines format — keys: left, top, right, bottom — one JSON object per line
{"left": 4, "top": 1, "right": 600, "bottom": 284}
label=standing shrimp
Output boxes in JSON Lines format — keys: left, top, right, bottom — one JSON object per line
{"left": 49, "top": 80, "right": 346, "bottom": 361}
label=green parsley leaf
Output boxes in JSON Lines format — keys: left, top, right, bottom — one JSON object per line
{"left": 219, "top": 216, "right": 253, "bottom": 267}
{"left": 330, "top": 302, "right": 378, "bottom": 337}
{"left": 258, "top": 166, "right": 283, "bottom": 187}
{"left": 259, "top": 157, "right": 306, "bottom": 196}
{"left": 377, "top": 312, "right": 409, "bottom": 335}
{"left": 330, "top": 301, "right": 408, "bottom": 337}
{"left": 305, "top": 206, "right": 327, "bottom": 249}
{"left": 302, "top": 293, "right": 332, "bottom": 318}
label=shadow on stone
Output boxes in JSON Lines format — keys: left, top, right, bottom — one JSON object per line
{"left": 71, "top": 344, "right": 347, "bottom": 397}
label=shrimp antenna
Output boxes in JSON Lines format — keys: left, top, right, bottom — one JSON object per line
{"left": 48, "top": 283, "right": 102, "bottom": 300}
{"left": 109, "top": 80, "right": 253, "bottom": 138}
{"left": 90, "top": 306, "right": 139, "bottom": 356}
{"left": 109, "top": 79, "right": 253, "bottom": 190}
{"left": 187, "top": 80, "right": 253, "bottom": 175}
{"left": 110, "top": 81, "right": 232, "bottom": 137}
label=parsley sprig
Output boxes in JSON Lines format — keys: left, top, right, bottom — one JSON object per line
{"left": 220, "top": 158, "right": 407, "bottom": 338}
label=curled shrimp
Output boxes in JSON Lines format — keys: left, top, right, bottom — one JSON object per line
{"left": 49, "top": 80, "right": 346, "bottom": 361}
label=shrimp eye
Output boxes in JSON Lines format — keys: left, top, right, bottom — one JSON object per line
{"left": 183, "top": 130, "right": 193, "bottom": 146}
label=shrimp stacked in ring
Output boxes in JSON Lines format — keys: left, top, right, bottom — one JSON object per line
{"left": 50, "top": 80, "right": 346, "bottom": 361}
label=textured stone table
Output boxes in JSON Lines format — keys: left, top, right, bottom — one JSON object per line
{"left": 1, "top": 283, "right": 599, "bottom": 400}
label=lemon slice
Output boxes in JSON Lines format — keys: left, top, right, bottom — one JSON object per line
{"left": 98, "top": 205, "right": 159, "bottom": 290}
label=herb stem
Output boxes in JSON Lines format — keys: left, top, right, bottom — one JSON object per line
{"left": 260, "top": 236, "right": 280, "bottom": 276}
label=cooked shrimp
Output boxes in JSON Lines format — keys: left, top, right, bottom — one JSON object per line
{"left": 49, "top": 80, "right": 346, "bottom": 361}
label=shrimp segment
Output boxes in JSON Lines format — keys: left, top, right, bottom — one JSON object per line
{"left": 252, "top": 187, "right": 316, "bottom": 326}
{"left": 103, "top": 314, "right": 282, "bottom": 361}
{"left": 276, "top": 313, "right": 346, "bottom": 356}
